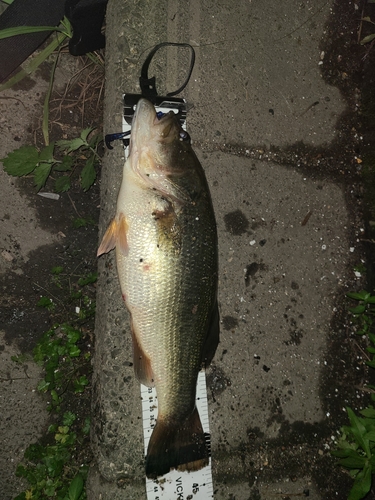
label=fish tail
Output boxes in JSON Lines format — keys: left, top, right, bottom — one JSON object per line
{"left": 145, "top": 407, "right": 209, "bottom": 479}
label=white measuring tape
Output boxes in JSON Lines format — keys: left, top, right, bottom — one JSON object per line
{"left": 122, "top": 96, "right": 214, "bottom": 499}
{"left": 141, "top": 371, "right": 214, "bottom": 500}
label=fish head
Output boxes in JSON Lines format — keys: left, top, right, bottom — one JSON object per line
{"left": 129, "top": 99, "right": 193, "bottom": 191}
{"left": 131, "top": 98, "right": 186, "bottom": 148}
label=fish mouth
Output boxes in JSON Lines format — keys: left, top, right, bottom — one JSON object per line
{"left": 130, "top": 98, "right": 178, "bottom": 150}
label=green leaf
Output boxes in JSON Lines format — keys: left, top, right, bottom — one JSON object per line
{"left": 364, "top": 431, "right": 375, "bottom": 442}
{"left": 37, "top": 296, "right": 54, "bottom": 310}
{"left": 54, "top": 155, "right": 74, "bottom": 172}
{"left": 80, "top": 155, "right": 96, "bottom": 191}
{"left": 348, "top": 462, "right": 372, "bottom": 500}
{"left": 82, "top": 417, "right": 91, "bottom": 435}
{"left": 2, "top": 146, "right": 39, "bottom": 176}
{"left": 74, "top": 375, "right": 89, "bottom": 392}
{"left": 39, "top": 142, "right": 55, "bottom": 162}
{"left": 68, "top": 474, "right": 84, "bottom": 500}
{"left": 347, "top": 291, "right": 370, "bottom": 301}
{"left": 63, "top": 325, "right": 81, "bottom": 343}
{"left": 37, "top": 379, "right": 50, "bottom": 392}
{"left": 51, "top": 389, "right": 60, "bottom": 402}
{"left": 361, "top": 33, "right": 375, "bottom": 45}
{"left": 349, "top": 305, "right": 366, "bottom": 314}
{"left": 56, "top": 137, "right": 86, "bottom": 153}
{"left": 333, "top": 448, "right": 361, "bottom": 458}
{"left": 339, "top": 455, "right": 367, "bottom": 468}
{"left": 360, "top": 407, "right": 375, "bottom": 419}
{"left": 51, "top": 266, "right": 64, "bottom": 275}
{"left": 0, "top": 25, "right": 64, "bottom": 40}
{"left": 78, "top": 272, "right": 98, "bottom": 286}
{"left": 55, "top": 175, "right": 71, "bottom": 193}
{"left": 63, "top": 412, "right": 76, "bottom": 426}
{"left": 368, "top": 295, "right": 375, "bottom": 303}
{"left": 346, "top": 407, "right": 372, "bottom": 457}
{"left": 68, "top": 345, "right": 81, "bottom": 357}
{"left": 73, "top": 217, "right": 95, "bottom": 228}
{"left": 44, "top": 481, "right": 56, "bottom": 496}
{"left": 80, "top": 127, "right": 94, "bottom": 143}
{"left": 34, "top": 162, "right": 52, "bottom": 191}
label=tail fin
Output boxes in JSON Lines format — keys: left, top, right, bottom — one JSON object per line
{"left": 145, "top": 407, "right": 209, "bottom": 479}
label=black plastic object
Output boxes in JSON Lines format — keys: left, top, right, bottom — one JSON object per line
{"left": 65, "top": 0, "right": 107, "bottom": 56}
{"left": 139, "top": 42, "right": 195, "bottom": 97}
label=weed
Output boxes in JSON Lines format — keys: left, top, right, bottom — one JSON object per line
{"left": 34, "top": 323, "right": 90, "bottom": 410}
{"left": 13, "top": 267, "right": 96, "bottom": 498}
{"left": 37, "top": 296, "right": 55, "bottom": 311}
{"left": 347, "top": 290, "right": 375, "bottom": 340}
{"left": 14, "top": 411, "right": 88, "bottom": 500}
{"left": 1, "top": 128, "right": 101, "bottom": 192}
{"left": 332, "top": 291, "right": 375, "bottom": 499}
{"left": 73, "top": 218, "right": 96, "bottom": 229}
{"left": 360, "top": 16, "right": 375, "bottom": 45}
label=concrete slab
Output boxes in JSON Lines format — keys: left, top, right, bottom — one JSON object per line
{"left": 88, "top": 0, "right": 362, "bottom": 498}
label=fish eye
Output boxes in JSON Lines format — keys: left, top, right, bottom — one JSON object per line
{"left": 179, "top": 130, "right": 190, "bottom": 142}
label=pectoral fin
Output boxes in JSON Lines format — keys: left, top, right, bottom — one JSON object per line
{"left": 97, "top": 213, "right": 129, "bottom": 256}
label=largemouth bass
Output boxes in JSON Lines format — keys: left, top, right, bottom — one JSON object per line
{"left": 98, "top": 98, "right": 219, "bottom": 479}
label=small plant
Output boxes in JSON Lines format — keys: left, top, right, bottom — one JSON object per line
{"left": 332, "top": 290, "right": 375, "bottom": 499}
{"left": 14, "top": 411, "right": 89, "bottom": 500}
{"left": 73, "top": 217, "right": 96, "bottom": 229}
{"left": 1, "top": 128, "right": 101, "bottom": 192}
{"left": 347, "top": 291, "right": 375, "bottom": 354}
{"left": 13, "top": 265, "right": 96, "bottom": 498}
{"left": 360, "top": 16, "right": 375, "bottom": 45}
{"left": 332, "top": 407, "right": 375, "bottom": 500}
{"left": 34, "top": 323, "right": 90, "bottom": 411}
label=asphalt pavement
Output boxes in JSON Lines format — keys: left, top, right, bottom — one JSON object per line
{"left": 87, "top": 0, "right": 365, "bottom": 499}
